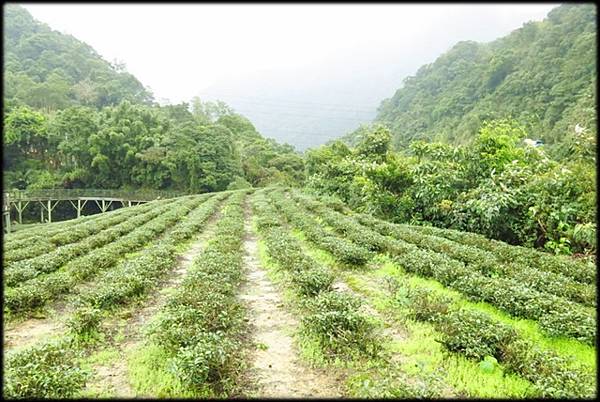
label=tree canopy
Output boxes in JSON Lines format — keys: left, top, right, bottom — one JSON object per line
{"left": 3, "top": 5, "right": 154, "bottom": 110}
{"left": 343, "top": 4, "right": 596, "bottom": 154}
{"left": 3, "top": 6, "right": 305, "bottom": 193}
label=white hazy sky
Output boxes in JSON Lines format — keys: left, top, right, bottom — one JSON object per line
{"left": 20, "top": 3, "right": 559, "bottom": 106}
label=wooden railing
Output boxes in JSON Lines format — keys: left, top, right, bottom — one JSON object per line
{"left": 2, "top": 189, "right": 193, "bottom": 232}
{"left": 3, "top": 188, "right": 188, "bottom": 202}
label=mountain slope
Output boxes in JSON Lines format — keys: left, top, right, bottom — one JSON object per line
{"left": 3, "top": 5, "right": 304, "bottom": 193}
{"left": 368, "top": 4, "right": 596, "bottom": 149}
{"left": 3, "top": 4, "right": 154, "bottom": 110}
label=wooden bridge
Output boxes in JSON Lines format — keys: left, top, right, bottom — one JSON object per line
{"left": 2, "top": 189, "right": 187, "bottom": 233}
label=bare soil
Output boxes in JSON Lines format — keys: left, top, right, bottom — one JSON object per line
{"left": 3, "top": 315, "right": 64, "bottom": 352}
{"left": 239, "top": 203, "right": 344, "bottom": 398}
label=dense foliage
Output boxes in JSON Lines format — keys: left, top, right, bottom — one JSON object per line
{"left": 347, "top": 4, "right": 597, "bottom": 153}
{"left": 3, "top": 6, "right": 305, "bottom": 195}
{"left": 4, "top": 5, "right": 153, "bottom": 110}
{"left": 306, "top": 121, "right": 595, "bottom": 255}
{"left": 3, "top": 99, "right": 304, "bottom": 193}
{"left": 316, "top": 4, "right": 596, "bottom": 256}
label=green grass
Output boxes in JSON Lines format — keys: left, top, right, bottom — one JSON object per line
{"left": 346, "top": 271, "right": 537, "bottom": 398}
{"left": 126, "top": 343, "right": 200, "bottom": 398}
{"left": 288, "top": 227, "right": 542, "bottom": 398}
{"left": 290, "top": 228, "right": 338, "bottom": 266}
{"left": 287, "top": 227, "right": 448, "bottom": 396}
{"left": 371, "top": 257, "right": 596, "bottom": 369}
{"left": 85, "top": 348, "right": 121, "bottom": 366}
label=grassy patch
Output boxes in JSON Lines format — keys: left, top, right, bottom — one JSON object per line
{"left": 127, "top": 343, "right": 199, "bottom": 398}
{"left": 346, "top": 271, "right": 537, "bottom": 398}
{"left": 374, "top": 257, "right": 595, "bottom": 369}
{"left": 85, "top": 348, "right": 121, "bottom": 365}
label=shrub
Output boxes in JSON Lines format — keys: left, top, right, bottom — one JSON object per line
{"left": 293, "top": 266, "right": 335, "bottom": 296}
{"left": 500, "top": 339, "right": 595, "bottom": 398}
{"left": 436, "top": 309, "right": 517, "bottom": 360}
{"left": 405, "top": 286, "right": 453, "bottom": 324}
{"left": 3, "top": 340, "right": 89, "bottom": 398}
{"left": 302, "top": 292, "right": 380, "bottom": 358}
{"left": 226, "top": 176, "right": 252, "bottom": 190}
{"left": 169, "top": 332, "right": 238, "bottom": 391}
{"left": 67, "top": 306, "right": 102, "bottom": 337}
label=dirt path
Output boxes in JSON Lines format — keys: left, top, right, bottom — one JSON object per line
{"left": 82, "top": 210, "right": 223, "bottom": 398}
{"left": 3, "top": 312, "right": 66, "bottom": 353}
{"left": 239, "top": 202, "right": 344, "bottom": 398}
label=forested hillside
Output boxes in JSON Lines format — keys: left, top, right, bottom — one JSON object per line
{"left": 310, "top": 4, "right": 597, "bottom": 255}
{"left": 3, "top": 4, "right": 154, "bottom": 110}
{"left": 3, "top": 5, "right": 304, "bottom": 193}
{"left": 355, "top": 4, "right": 596, "bottom": 152}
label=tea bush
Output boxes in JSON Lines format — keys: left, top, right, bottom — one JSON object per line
{"left": 302, "top": 291, "right": 381, "bottom": 359}
{"left": 437, "top": 309, "right": 518, "bottom": 360}
{"left": 3, "top": 340, "right": 89, "bottom": 398}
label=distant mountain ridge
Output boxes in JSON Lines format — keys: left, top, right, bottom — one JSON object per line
{"left": 4, "top": 4, "right": 154, "bottom": 110}
{"left": 350, "top": 4, "right": 596, "bottom": 149}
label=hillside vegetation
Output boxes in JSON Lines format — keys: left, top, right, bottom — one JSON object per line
{"left": 3, "top": 5, "right": 305, "bottom": 195}
{"left": 308, "top": 121, "right": 595, "bottom": 255}
{"left": 313, "top": 4, "right": 596, "bottom": 255}
{"left": 351, "top": 4, "right": 596, "bottom": 153}
{"left": 4, "top": 4, "right": 153, "bottom": 110}
{"left": 3, "top": 189, "right": 596, "bottom": 398}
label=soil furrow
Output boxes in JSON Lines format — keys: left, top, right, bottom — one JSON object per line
{"left": 239, "top": 203, "right": 343, "bottom": 398}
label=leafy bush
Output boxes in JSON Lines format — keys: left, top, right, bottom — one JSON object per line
{"left": 226, "top": 176, "right": 252, "bottom": 190}
{"left": 293, "top": 266, "right": 335, "bottom": 296}
{"left": 169, "top": 332, "right": 237, "bottom": 390}
{"left": 67, "top": 306, "right": 102, "bottom": 337}
{"left": 144, "top": 192, "right": 247, "bottom": 394}
{"left": 405, "top": 286, "right": 453, "bottom": 324}
{"left": 306, "top": 118, "right": 596, "bottom": 255}
{"left": 437, "top": 309, "right": 518, "bottom": 360}
{"left": 3, "top": 340, "right": 89, "bottom": 398}
{"left": 500, "top": 339, "right": 596, "bottom": 398}
{"left": 302, "top": 292, "right": 380, "bottom": 358}
{"left": 399, "top": 280, "right": 596, "bottom": 398}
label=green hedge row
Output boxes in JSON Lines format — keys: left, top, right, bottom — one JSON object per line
{"left": 4, "top": 200, "right": 162, "bottom": 263}
{"left": 392, "top": 244, "right": 596, "bottom": 344}
{"left": 252, "top": 189, "right": 380, "bottom": 360}
{"left": 289, "top": 190, "right": 392, "bottom": 253}
{"left": 408, "top": 224, "right": 596, "bottom": 285}
{"left": 288, "top": 191, "right": 595, "bottom": 344}
{"left": 4, "top": 206, "right": 114, "bottom": 246}
{"left": 392, "top": 283, "right": 596, "bottom": 398}
{"left": 145, "top": 190, "right": 248, "bottom": 395}
{"left": 252, "top": 190, "right": 334, "bottom": 297}
{"left": 3, "top": 339, "right": 89, "bottom": 399}
{"left": 4, "top": 196, "right": 206, "bottom": 316}
{"left": 4, "top": 198, "right": 182, "bottom": 287}
{"left": 356, "top": 214, "right": 595, "bottom": 307}
{"left": 69, "top": 193, "right": 227, "bottom": 323}
{"left": 268, "top": 190, "right": 371, "bottom": 266}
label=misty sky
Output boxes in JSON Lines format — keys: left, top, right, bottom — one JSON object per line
{"left": 21, "top": 3, "right": 559, "bottom": 149}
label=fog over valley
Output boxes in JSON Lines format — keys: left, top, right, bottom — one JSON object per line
{"left": 23, "top": 4, "right": 556, "bottom": 150}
